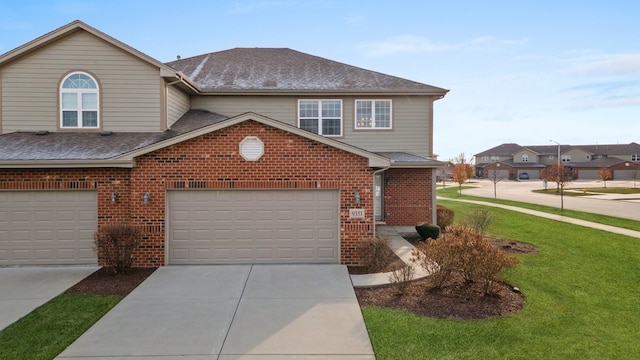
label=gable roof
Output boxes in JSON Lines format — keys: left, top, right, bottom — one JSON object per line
{"left": 119, "top": 112, "right": 391, "bottom": 167}
{"left": 0, "top": 20, "right": 198, "bottom": 92}
{"left": 0, "top": 110, "right": 390, "bottom": 168}
{"left": 166, "top": 48, "right": 449, "bottom": 95}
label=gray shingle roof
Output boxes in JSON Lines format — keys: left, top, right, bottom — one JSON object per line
{"left": 166, "top": 48, "right": 448, "bottom": 94}
{"left": 375, "top": 152, "right": 443, "bottom": 167}
{"left": 0, "top": 110, "right": 227, "bottom": 161}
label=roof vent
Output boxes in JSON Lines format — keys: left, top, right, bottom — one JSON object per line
{"left": 176, "top": 55, "right": 181, "bottom": 60}
{"left": 35, "top": 130, "right": 49, "bottom": 136}
{"left": 100, "top": 131, "right": 113, "bottom": 136}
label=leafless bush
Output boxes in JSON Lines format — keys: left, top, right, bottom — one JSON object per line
{"left": 94, "top": 222, "right": 141, "bottom": 274}
{"left": 436, "top": 205, "right": 455, "bottom": 231}
{"left": 462, "top": 207, "right": 493, "bottom": 238}
{"left": 412, "top": 224, "right": 517, "bottom": 295}
{"left": 357, "top": 237, "right": 393, "bottom": 273}
{"left": 387, "top": 264, "right": 416, "bottom": 295}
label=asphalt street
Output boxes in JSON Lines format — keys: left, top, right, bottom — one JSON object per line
{"left": 444, "top": 179, "right": 640, "bottom": 222}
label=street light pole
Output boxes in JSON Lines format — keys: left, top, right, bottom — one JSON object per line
{"left": 550, "top": 139, "right": 564, "bottom": 211}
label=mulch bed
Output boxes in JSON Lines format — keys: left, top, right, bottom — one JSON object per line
{"left": 65, "top": 267, "right": 157, "bottom": 296}
{"left": 350, "top": 235, "right": 536, "bottom": 319}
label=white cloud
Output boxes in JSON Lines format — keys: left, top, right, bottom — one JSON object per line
{"left": 570, "top": 53, "right": 640, "bottom": 76}
{"left": 361, "top": 34, "right": 527, "bottom": 57}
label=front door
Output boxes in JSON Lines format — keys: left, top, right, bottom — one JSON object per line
{"left": 374, "top": 173, "right": 383, "bottom": 222}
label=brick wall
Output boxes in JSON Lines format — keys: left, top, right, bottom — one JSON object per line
{"left": 0, "top": 119, "right": 376, "bottom": 266}
{"left": 383, "top": 168, "right": 434, "bottom": 226}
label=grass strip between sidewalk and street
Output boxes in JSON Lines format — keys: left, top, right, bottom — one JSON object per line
{"left": 362, "top": 199, "right": 640, "bottom": 359}
{"left": 0, "top": 294, "right": 121, "bottom": 360}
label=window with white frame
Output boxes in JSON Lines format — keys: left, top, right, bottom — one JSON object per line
{"left": 355, "top": 100, "right": 392, "bottom": 129}
{"left": 60, "top": 72, "right": 99, "bottom": 128}
{"left": 298, "top": 100, "right": 342, "bottom": 136}
{"left": 632, "top": 154, "right": 639, "bottom": 162}
{"left": 522, "top": 154, "right": 529, "bottom": 162}
{"left": 562, "top": 155, "right": 571, "bottom": 162}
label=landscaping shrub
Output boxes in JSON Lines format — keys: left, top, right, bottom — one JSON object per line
{"left": 436, "top": 205, "right": 455, "bottom": 231}
{"left": 94, "top": 222, "right": 141, "bottom": 274}
{"left": 415, "top": 223, "right": 440, "bottom": 241}
{"left": 462, "top": 207, "right": 493, "bottom": 238}
{"left": 357, "top": 237, "right": 394, "bottom": 273}
{"left": 412, "top": 224, "right": 518, "bottom": 295}
{"left": 387, "top": 264, "right": 415, "bottom": 295}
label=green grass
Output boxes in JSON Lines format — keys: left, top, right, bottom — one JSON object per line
{"left": 0, "top": 294, "right": 121, "bottom": 360}
{"left": 363, "top": 200, "right": 640, "bottom": 359}
{"left": 437, "top": 186, "right": 640, "bottom": 232}
{"left": 571, "top": 187, "right": 640, "bottom": 195}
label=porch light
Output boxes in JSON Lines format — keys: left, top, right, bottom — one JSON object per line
{"left": 143, "top": 192, "right": 151, "bottom": 205}
{"left": 354, "top": 191, "right": 361, "bottom": 205}
{"left": 111, "top": 192, "right": 118, "bottom": 204}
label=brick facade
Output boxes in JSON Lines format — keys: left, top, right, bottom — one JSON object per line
{"left": 382, "top": 168, "right": 434, "bottom": 226}
{"left": 0, "top": 119, "right": 386, "bottom": 267}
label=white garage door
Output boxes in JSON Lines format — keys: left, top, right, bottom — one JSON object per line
{"left": 0, "top": 191, "right": 98, "bottom": 265}
{"left": 168, "top": 190, "right": 340, "bottom": 264}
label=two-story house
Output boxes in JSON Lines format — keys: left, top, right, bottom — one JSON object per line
{"left": 475, "top": 143, "right": 640, "bottom": 181}
{"left": 0, "top": 21, "right": 448, "bottom": 267}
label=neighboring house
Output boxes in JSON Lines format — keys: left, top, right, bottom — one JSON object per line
{"left": 475, "top": 143, "right": 640, "bottom": 181}
{"left": 0, "top": 21, "right": 448, "bottom": 267}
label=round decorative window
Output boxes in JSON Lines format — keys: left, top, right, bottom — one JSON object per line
{"left": 239, "top": 136, "right": 264, "bottom": 161}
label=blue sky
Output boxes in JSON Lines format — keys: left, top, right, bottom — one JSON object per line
{"left": 1, "top": 0, "right": 639, "bottom": 161}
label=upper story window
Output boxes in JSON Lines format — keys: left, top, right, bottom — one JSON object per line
{"left": 298, "top": 100, "right": 342, "bottom": 136}
{"left": 521, "top": 154, "right": 529, "bottom": 162}
{"left": 60, "top": 72, "right": 99, "bottom": 129}
{"left": 355, "top": 100, "right": 392, "bottom": 129}
{"left": 490, "top": 156, "right": 500, "bottom": 161}
{"left": 632, "top": 154, "right": 639, "bottom": 162}
{"left": 562, "top": 155, "right": 571, "bottom": 162}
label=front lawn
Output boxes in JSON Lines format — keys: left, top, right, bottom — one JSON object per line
{"left": 363, "top": 200, "right": 640, "bottom": 359}
{"left": 0, "top": 294, "right": 120, "bottom": 360}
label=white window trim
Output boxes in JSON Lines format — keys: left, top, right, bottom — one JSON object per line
{"left": 297, "top": 99, "right": 343, "bottom": 137}
{"left": 60, "top": 71, "right": 100, "bottom": 129}
{"left": 354, "top": 99, "right": 392, "bottom": 130}
{"left": 562, "top": 155, "right": 571, "bottom": 162}
{"left": 522, "top": 154, "right": 529, "bottom": 162}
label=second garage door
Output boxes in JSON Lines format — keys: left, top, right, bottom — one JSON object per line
{"left": 168, "top": 190, "right": 340, "bottom": 264}
{"left": 0, "top": 191, "right": 98, "bottom": 266}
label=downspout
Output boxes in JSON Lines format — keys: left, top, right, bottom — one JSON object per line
{"left": 372, "top": 166, "right": 390, "bottom": 237}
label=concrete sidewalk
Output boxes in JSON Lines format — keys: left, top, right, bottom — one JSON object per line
{"left": 57, "top": 264, "right": 374, "bottom": 359}
{"left": 0, "top": 266, "right": 98, "bottom": 331}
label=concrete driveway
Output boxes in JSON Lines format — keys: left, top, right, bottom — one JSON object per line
{"left": 57, "top": 264, "right": 375, "bottom": 359}
{"left": 0, "top": 266, "right": 98, "bottom": 331}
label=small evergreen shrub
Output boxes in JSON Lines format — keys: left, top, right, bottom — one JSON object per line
{"left": 94, "top": 222, "right": 141, "bottom": 274}
{"left": 357, "top": 237, "right": 394, "bottom": 273}
{"left": 415, "top": 223, "right": 440, "bottom": 241}
{"left": 436, "top": 205, "right": 455, "bottom": 231}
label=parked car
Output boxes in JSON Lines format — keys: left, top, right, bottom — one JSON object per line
{"left": 518, "top": 172, "right": 530, "bottom": 180}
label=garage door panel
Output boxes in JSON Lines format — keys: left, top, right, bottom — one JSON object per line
{"left": 168, "top": 190, "right": 339, "bottom": 264}
{"left": 0, "top": 191, "right": 98, "bottom": 265}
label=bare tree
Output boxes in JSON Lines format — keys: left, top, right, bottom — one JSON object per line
{"left": 544, "top": 163, "right": 571, "bottom": 211}
{"left": 489, "top": 166, "right": 505, "bottom": 199}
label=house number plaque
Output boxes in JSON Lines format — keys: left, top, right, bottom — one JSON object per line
{"left": 349, "top": 208, "right": 365, "bottom": 218}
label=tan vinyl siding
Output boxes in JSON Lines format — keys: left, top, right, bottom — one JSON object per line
{"left": 166, "top": 85, "right": 190, "bottom": 128}
{"left": 192, "top": 95, "right": 432, "bottom": 157}
{"left": 1, "top": 31, "right": 161, "bottom": 133}
{"left": 566, "top": 149, "right": 591, "bottom": 163}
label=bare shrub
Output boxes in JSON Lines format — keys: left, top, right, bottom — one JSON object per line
{"left": 412, "top": 224, "right": 518, "bottom": 295}
{"left": 462, "top": 207, "right": 493, "bottom": 238}
{"left": 357, "top": 237, "right": 393, "bottom": 273}
{"left": 436, "top": 205, "right": 454, "bottom": 231}
{"left": 94, "top": 222, "right": 141, "bottom": 274}
{"left": 387, "top": 264, "right": 415, "bottom": 295}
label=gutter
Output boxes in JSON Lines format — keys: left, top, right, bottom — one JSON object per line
{"left": 0, "top": 159, "right": 135, "bottom": 168}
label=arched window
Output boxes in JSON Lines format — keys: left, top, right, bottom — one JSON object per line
{"left": 522, "top": 154, "right": 529, "bottom": 162}
{"left": 60, "top": 72, "right": 99, "bottom": 128}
